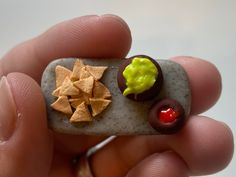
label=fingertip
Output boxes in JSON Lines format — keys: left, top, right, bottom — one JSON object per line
{"left": 36, "top": 14, "right": 132, "bottom": 62}
{"left": 97, "top": 14, "right": 132, "bottom": 57}
{"left": 126, "top": 152, "right": 188, "bottom": 177}
{"left": 170, "top": 116, "right": 234, "bottom": 175}
{"left": 6, "top": 72, "right": 52, "bottom": 146}
{"left": 101, "top": 14, "right": 132, "bottom": 38}
{"left": 171, "top": 56, "right": 222, "bottom": 114}
{"left": 7, "top": 73, "right": 45, "bottom": 113}
{"left": 1, "top": 15, "right": 132, "bottom": 83}
{"left": 0, "top": 73, "right": 53, "bottom": 177}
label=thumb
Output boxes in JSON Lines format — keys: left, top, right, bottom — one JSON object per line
{"left": 0, "top": 73, "right": 53, "bottom": 177}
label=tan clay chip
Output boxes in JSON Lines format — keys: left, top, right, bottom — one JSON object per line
{"left": 89, "top": 98, "right": 111, "bottom": 117}
{"left": 86, "top": 65, "right": 107, "bottom": 81}
{"left": 93, "top": 81, "right": 111, "bottom": 99}
{"left": 60, "top": 77, "right": 80, "bottom": 96}
{"left": 70, "top": 102, "right": 92, "bottom": 122}
{"left": 74, "top": 76, "right": 94, "bottom": 95}
{"left": 51, "top": 96, "right": 73, "bottom": 115}
{"left": 70, "top": 95, "right": 80, "bottom": 99}
{"left": 69, "top": 91, "right": 90, "bottom": 105}
{"left": 69, "top": 94, "right": 88, "bottom": 108}
{"left": 52, "top": 86, "right": 61, "bottom": 97}
{"left": 69, "top": 98, "right": 83, "bottom": 109}
{"left": 69, "top": 93, "right": 89, "bottom": 104}
{"left": 79, "top": 67, "right": 92, "bottom": 80}
{"left": 55, "top": 65, "right": 72, "bottom": 88}
{"left": 70, "top": 59, "right": 84, "bottom": 81}
{"left": 81, "top": 92, "right": 91, "bottom": 104}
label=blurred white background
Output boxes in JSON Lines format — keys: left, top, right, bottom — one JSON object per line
{"left": 0, "top": 0, "right": 235, "bottom": 176}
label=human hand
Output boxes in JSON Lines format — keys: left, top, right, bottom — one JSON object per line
{"left": 0, "top": 15, "right": 233, "bottom": 177}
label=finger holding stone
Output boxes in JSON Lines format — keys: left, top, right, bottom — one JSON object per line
{"left": 0, "top": 73, "right": 53, "bottom": 177}
{"left": 171, "top": 56, "right": 222, "bottom": 115}
{"left": 90, "top": 116, "right": 233, "bottom": 177}
{"left": 0, "top": 15, "right": 132, "bottom": 82}
{"left": 126, "top": 152, "right": 189, "bottom": 177}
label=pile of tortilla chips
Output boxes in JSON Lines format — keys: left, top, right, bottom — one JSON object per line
{"left": 50, "top": 59, "right": 112, "bottom": 123}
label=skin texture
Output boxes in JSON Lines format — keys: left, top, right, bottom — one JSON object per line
{"left": 0, "top": 15, "right": 234, "bottom": 177}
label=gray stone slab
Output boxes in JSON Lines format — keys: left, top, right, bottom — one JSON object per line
{"left": 41, "top": 58, "right": 191, "bottom": 135}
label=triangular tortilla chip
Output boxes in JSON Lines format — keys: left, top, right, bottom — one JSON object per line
{"left": 55, "top": 65, "right": 72, "bottom": 88}
{"left": 89, "top": 98, "right": 111, "bottom": 117}
{"left": 74, "top": 76, "right": 94, "bottom": 95}
{"left": 60, "top": 77, "right": 80, "bottom": 96}
{"left": 69, "top": 98, "right": 85, "bottom": 109}
{"left": 70, "top": 102, "right": 92, "bottom": 122}
{"left": 93, "top": 81, "right": 111, "bottom": 98}
{"left": 69, "top": 91, "right": 90, "bottom": 104}
{"left": 51, "top": 96, "right": 72, "bottom": 115}
{"left": 70, "top": 59, "right": 85, "bottom": 81}
{"left": 79, "top": 67, "right": 92, "bottom": 79}
{"left": 82, "top": 92, "right": 91, "bottom": 104}
{"left": 52, "top": 86, "right": 61, "bottom": 97}
{"left": 70, "top": 95, "right": 80, "bottom": 99}
{"left": 85, "top": 65, "right": 107, "bottom": 80}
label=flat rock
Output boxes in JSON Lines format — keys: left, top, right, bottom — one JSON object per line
{"left": 41, "top": 58, "right": 191, "bottom": 135}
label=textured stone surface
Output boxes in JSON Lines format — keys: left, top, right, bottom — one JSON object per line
{"left": 41, "top": 58, "right": 191, "bottom": 135}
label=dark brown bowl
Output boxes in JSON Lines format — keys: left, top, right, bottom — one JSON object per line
{"left": 148, "top": 99, "right": 186, "bottom": 134}
{"left": 117, "top": 55, "right": 163, "bottom": 101}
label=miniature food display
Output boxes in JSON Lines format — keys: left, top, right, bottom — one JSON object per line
{"left": 41, "top": 56, "right": 191, "bottom": 135}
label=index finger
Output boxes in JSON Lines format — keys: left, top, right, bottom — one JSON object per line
{"left": 0, "top": 15, "right": 132, "bottom": 82}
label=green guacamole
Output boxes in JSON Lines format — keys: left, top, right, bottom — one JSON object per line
{"left": 123, "top": 57, "right": 158, "bottom": 96}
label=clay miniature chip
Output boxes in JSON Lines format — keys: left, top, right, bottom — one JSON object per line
{"left": 82, "top": 92, "right": 91, "bottom": 104}
{"left": 89, "top": 98, "right": 111, "bottom": 117}
{"left": 79, "top": 67, "right": 92, "bottom": 80}
{"left": 74, "top": 76, "right": 94, "bottom": 95}
{"left": 60, "top": 77, "right": 80, "bottom": 96}
{"left": 69, "top": 98, "right": 84, "bottom": 109}
{"left": 70, "top": 102, "right": 92, "bottom": 123}
{"left": 51, "top": 96, "right": 73, "bottom": 115}
{"left": 70, "top": 59, "right": 85, "bottom": 81}
{"left": 93, "top": 81, "right": 111, "bottom": 99}
{"left": 85, "top": 65, "right": 107, "bottom": 81}
{"left": 55, "top": 65, "right": 72, "bottom": 88}
{"left": 69, "top": 92, "right": 90, "bottom": 108}
{"left": 52, "top": 86, "right": 61, "bottom": 97}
